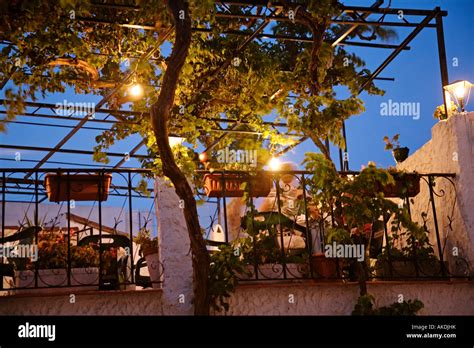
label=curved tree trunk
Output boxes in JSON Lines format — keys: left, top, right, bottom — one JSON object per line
{"left": 151, "top": 0, "right": 210, "bottom": 315}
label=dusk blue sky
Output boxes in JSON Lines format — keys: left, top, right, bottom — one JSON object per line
{"left": 1, "top": 0, "right": 473, "bottom": 173}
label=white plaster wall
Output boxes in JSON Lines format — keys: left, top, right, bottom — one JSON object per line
{"left": 155, "top": 178, "right": 194, "bottom": 315}
{"left": 0, "top": 289, "right": 164, "bottom": 315}
{"left": 2, "top": 281, "right": 471, "bottom": 316}
{"left": 219, "top": 281, "right": 474, "bottom": 315}
{"left": 397, "top": 112, "right": 474, "bottom": 271}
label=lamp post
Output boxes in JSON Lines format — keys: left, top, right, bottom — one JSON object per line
{"left": 443, "top": 80, "right": 472, "bottom": 113}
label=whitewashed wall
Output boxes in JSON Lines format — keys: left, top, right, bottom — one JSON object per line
{"left": 397, "top": 112, "right": 474, "bottom": 272}
{"left": 1, "top": 281, "right": 472, "bottom": 315}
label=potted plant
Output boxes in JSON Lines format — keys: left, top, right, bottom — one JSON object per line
{"left": 310, "top": 227, "right": 349, "bottom": 280}
{"left": 375, "top": 230, "right": 448, "bottom": 279}
{"left": 15, "top": 231, "right": 100, "bottom": 292}
{"left": 383, "top": 134, "right": 409, "bottom": 164}
{"left": 433, "top": 101, "right": 458, "bottom": 121}
{"left": 44, "top": 173, "right": 112, "bottom": 202}
{"left": 203, "top": 172, "right": 272, "bottom": 198}
{"left": 376, "top": 169, "right": 420, "bottom": 198}
{"left": 134, "top": 229, "right": 161, "bottom": 288}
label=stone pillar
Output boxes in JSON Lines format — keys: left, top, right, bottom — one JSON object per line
{"left": 155, "top": 178, "right": 193, "bottom": 315}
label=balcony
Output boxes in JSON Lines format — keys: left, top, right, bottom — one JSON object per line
{"left": 0, "top": 168, "right": 162, "bottom": 295}
{"left": 197, "top": 169, "right": 471, "bottom": 284}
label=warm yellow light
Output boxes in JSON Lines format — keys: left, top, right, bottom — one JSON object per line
{"left": 168, "top": 136, "right": 184, "bottom": 148}
{"left": 443, "top": 80, "right": 472, "bottom": 112}
{"left": 199, "top": 152, "right": 208, "bottom": 162}
{"left": 268, "top": 157, "right": 282, "bottom": 171}
{"left": 454, "top": 85, "right": 465, "bottom": 99}
{"left": 128, "top": 83, "right": 144, "bottom": 99}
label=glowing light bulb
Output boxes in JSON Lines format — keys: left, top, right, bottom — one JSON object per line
{"left": 128, "top": 83, "right": 144, "bottom": 99}
{"left": 199, "top": 152, "right": 208, "bottom": 162}
{"left": 454, "top": 85, "right": 465, "bottom": 99}
{"left": 268, "top": 157, "right": 281, "bottom": 171}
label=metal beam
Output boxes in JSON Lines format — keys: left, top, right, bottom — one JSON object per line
{"left": 215, "top": 12, "right": 436, "bottom": 27}
{"left": 0, "top": 100, "right": 293, "bottom": 128}
{"left": 0, "top": 144, "right": 150, "bottom": 160}
{"left": 332, "top": 0, "right": 383, "bottom": 47}
{"left": 0, "top": 99, "right": 143, "bottom": 116}
{"left": 193, "top": 27, "right": 411, "bottom": 50}
{"left": 275, "top": 137, "right": 308, "bottom": 157}
{"left": 343, "top": 6, "right": 447, "bottom": 17}
{"left": 357, "top": 10, "right": 438, "bottom": 94}
{"left": 435, "top": 7, "right": 449, "bottom": 116}
{"left": 113, "top": 140, "right": 146, "bottom": 168}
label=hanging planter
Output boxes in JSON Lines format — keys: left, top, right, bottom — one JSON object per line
{"left": 392, "top": 147, "right": 410, "bottom": 163}
{"left": 203, "top": 173, "right": 272, "bottom": 198}
{"left": 44, "top": 173, "right": 112, "bottom": 202}
{"left": 377, "top": 172, "right": 420, "bottom": 198}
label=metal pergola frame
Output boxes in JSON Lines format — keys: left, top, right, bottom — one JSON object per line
{"left": 0, "top": 1, "right": 449, "bottom": 174}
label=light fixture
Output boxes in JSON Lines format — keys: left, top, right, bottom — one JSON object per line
{"left": 127, "top": 83, "right": 144, "bottom": 101}
{"left": 199, "top": 152, "right": 208, "bottom": 162}
{"left": 443, "top": 80, "right": 472, "bottom": 113}
{"left": 168, "top": 136, "right": 184, "bottom": 148}
{"left": 268, "top": 156, "right": 282, "bottom": 171}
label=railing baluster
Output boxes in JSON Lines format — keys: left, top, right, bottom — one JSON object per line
{"left": 301, "top": 174, "right": 313, "bottom": 279}
{"left": 1, "top": 172, "right": 6, "bottom": 290}
{"left": 221, "top": 173, "right": 229, "bottom": 244}
{"left": 34, "top": 171, "right": 39, "bottom": 288}
{"left": 428, "top": 175, "right": 447, "bottom": 277}
{"left": 128, "top": 172, "right": 135, "bottom": 285}
{"left": 98, "top": 170, "right": 103, "bottom": 288}
{"left": 275, "top": 174, "right": 287, "bottom": 279}
{"left": 66, "top": 171, "right": 71, "bottom": 286}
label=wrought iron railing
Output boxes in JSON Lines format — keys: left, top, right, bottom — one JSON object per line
{"left": 0, "top": 168, "right": 163, "bottom": 293}
{"left": 197, "top": 170, "right": 472, "bottom": 282}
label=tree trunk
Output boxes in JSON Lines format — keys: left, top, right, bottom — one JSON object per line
{"left": 151, "top": 0, "right": 211, "bottom": 315}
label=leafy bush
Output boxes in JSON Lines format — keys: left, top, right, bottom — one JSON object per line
{"left": 352, "top": 294, "right": 424, "bottom": 315}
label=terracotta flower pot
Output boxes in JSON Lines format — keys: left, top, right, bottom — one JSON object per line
{"left": 45, "top": 173, "right": 112, "bottom": 202}
{"left": 203, "top": 173, "right": 272, "bottom": 198}
{"left": 310, "top": 253, "right": 343, "bottom": 279}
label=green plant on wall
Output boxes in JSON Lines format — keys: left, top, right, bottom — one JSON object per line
{"left": 209, "top": 238, "right": 252, "bottom": 312}
{"left": 433, "top": 101, "right": 458, "bottom": 120}
{"left": 303, "top": 153, "right": 436, "bottom": 290}
{"left": 352, "top": 294, "right": 424, "bottom": 315}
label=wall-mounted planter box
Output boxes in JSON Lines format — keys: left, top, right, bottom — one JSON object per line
{"left": 376, "top": 173, "right": 420, "bottom": 198}
{"left": 13, "top": 268, "right": 99, "bottom": 294}
{"left": 375, "top": 258, "right": 448, "bottom": 279}
{"left": 203, "top": 173, "right": 272, "bottom": 198}
{"left": 44, "top": 173, "right": 112, "bottom": 202}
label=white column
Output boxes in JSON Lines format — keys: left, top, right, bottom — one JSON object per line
{"left": 155, "top": 178, "right": 193, "bottom": 315}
